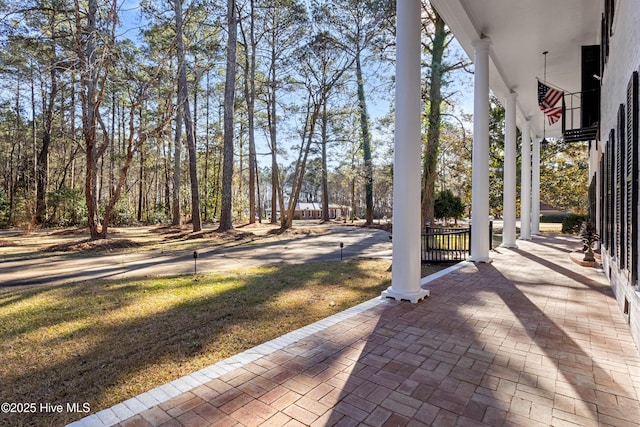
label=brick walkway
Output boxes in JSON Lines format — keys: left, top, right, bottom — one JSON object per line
{"left": 71, "top": 236, "right": 640, "bottom": 427}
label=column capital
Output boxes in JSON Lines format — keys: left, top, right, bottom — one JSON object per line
{"left": 507, "top": 91, "right": 518, "bottom": 101}
{"left": 472, "top": 37, "right": 492, "bottom": 50}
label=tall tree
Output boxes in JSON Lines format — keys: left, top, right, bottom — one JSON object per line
{"left": 172, "top": 99, "right": 183, "bottom": 225}
{"left": 174, "top": 0, "right": 201, "bottom": 232}
{"left": 98, "top": 37, "right": 175, "bottom": 235}
{"left": 34, "top": 9, "right": 60, "bottom": 225}
{"left": 540, "top": 140, "right": 589, "bottom": 213}
{"left": 73, "top": 0, "right": 117, "bottom": 239}
{"left": 420, "top": 4, "right": 470, "bottom": 225}
{"left": 2, "top": 1, "right": 71, "bottom": 225}
{"left": 316, "top": 0, "right": 394, "bottom": 225}
{"left": 72, "top": 0, "right": 176, "bottom": 237}
{"left": 488, "top": 96, "right": 506, "bottom": 217}
{"left": 239, "top": 0, "right": 258, "bottom": 223}
{"left": 217, "top": 0, "right": 237, "bottom": 231}
{"left": 256, "top": 0, "right": 308, "bottom": 224}
{"left": 280, "top": 31, "right": 354, "bottom": 229}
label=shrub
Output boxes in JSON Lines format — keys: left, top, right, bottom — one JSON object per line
{"left": 47, "top": 187, "right": 86, "bottom": 226}
{"left": 434, "top": 190, "right": 465, "bottom": 223}
{"left": 561, "top": 213, "right": 587, "bottom": 234}
{"left": 540, "top": 213, "right": 569, "bottom": 223}
{"left": 107, "top": 202, "right": 136, "bottom": 226}
{"left": 145, "top": 208, "right": 169, "bottom": 225}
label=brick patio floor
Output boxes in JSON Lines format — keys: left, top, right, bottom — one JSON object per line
{"left": 72, "top": 236, "right": 640, "bottom": 427}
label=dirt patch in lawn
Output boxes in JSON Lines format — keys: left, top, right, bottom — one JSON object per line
{"left": 0, "top": 239, "right": 16, "bottom": 247}
{"left": 267, "top": 226, "right": 329, "bottom": 236}
{"left": 43, "top": 238, "right": 143, "bottom": 253}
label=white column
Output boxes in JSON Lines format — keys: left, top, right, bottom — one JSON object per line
{"left": 501, "top": 92, "right": 518, "bottom": 248}
{"left": 382, "top": 0, "right": 428, "bottom": 303}
{"left": 532, "top": 137, "right": 541, "bottom": 234}
{"left": 468, "top": 38, "right": 492, "bottom": 263}
{"left": 520, "top": 122, "right": 532, "bottom": 240}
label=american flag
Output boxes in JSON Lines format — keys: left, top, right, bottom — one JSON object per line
{"left": 537, "top": 80, "right": 563, "bottom": 125}
{"left": 544, "top": 106, "right": 562, "bottom": 125}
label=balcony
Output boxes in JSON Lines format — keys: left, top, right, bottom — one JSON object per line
{"left": 561, "top": 45, "right": 600, "bottom": 144}
{"left": 562, "top": 88, "right": 600, "bottom": 143}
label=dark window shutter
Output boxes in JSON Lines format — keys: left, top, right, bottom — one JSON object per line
{"left": 628, "top": 71, "right": 639, "bottom": 285}
{"left": 610, "top": 129, "right": 616, "bottom": 253}
{"left": 604, "top": 135, "right": 608, "bottom": 249}
{"left": 600, "top": 152, "right": 605, "bottom": 247}
{"left": 618, "top": 105, "right": 626, "bottom": 269}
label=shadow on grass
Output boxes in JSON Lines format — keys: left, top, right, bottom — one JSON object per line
{"left": 0, "top": 259, "right": 392, "bottom": 427}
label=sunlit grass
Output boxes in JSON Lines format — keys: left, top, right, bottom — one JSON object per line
{"left": 0, "top": 259, "right": 398, "bottom": 427}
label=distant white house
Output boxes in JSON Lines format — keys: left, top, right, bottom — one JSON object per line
{"left": 294, "top": 202, "right": 351, "bottom": 220}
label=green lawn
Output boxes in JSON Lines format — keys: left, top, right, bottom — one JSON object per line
{"left": 0, "top": 259, "right": 408, "bottom": 427}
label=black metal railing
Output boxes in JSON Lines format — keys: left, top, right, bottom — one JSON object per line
{"left": 422, "top": 225, "right": 470, "bottom": 262}
{"left": 562, "top": 90, "right": 599, "bottom": 143}
{"left": 422, "top": 222, "right": 493, "bottom": 263}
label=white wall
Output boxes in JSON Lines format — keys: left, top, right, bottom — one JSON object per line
{"left": 600, "top": 0, "right": 640, "bottom": 349}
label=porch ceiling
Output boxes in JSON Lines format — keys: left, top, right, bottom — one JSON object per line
{"left": 430, "top": 0, "right": 602, "bottom": 139}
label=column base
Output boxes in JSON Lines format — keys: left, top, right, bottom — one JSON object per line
{"left": 381, "top": 286, "right": 430, "bottom": 303}
{"left": 500, "top": 243, "right": 518, "bottom": 249}
{"left": 467, "top": 255, "right": 493, "bottom": 263}
{"left": 518, "top": 236, "right": 532, "bottom": 241}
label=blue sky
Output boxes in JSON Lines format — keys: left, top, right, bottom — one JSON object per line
{"left": 112, "top": 0, "right": 475, "bottom": 169}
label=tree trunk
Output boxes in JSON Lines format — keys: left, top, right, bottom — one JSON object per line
{"left": 164, "top": 138, "right": 171, "bottom": 217}
{"left": 350, "top": 141, "right": 357, "bottom": 222}
{"left": 204, "top": 69, "right": 210, "bottom": 221}
{"left": 355, "top": 48, "right": 374, "bottom": 225}
{"left": 320, "top": 101, "right": 329, "bottom": 222}
{"left": 137, "top": 150, "right": 144, "bottom": 222}
{"left": 218, "top": 0, "right": 237, "bottom": 232}
{"left": 239, "top": 0, "right": 257, "bottom": 224}
{"left": 175, "top": 0, "right": 201, "bottom": 232}
{"left": 255, "top": 159, "right": 262, "bottom": 221}
{"left": 82, "top": 0, "right": 102, "bottom": 239}
{"left": 172, "top": 102, "right": 183, "bottom": 225}
{"left": 282, "top": 98, "right": 321, "bottom": 230}
{"left": 267, "top": 22, "right": 282, "bottom": 225}
{"left": 36, "top": 50, "right": 57, "bottom": 225}
{"left": 421, "top": 11, "right": 446, "bottom": 226}
{"left": 110, "top": 91, "right": 116, "bottom": 199}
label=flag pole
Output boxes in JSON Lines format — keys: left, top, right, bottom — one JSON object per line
{"left": 540, "top": 50, "right": 549, "bottom": 147}
{"left": 542, "top": 51, "right": 548, "bottom": 145}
